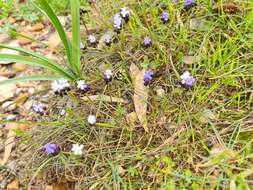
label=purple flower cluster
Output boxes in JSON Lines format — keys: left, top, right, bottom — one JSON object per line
{"left": 184, "top": 0, "right": 196, "bottom": 10}
{"left": 77, "top": 80, "right": 90, "bottom": 93}
{"left": 104, "top": 69, "right": 113, "bottom": 82}
{"left": 32, "top": 102, "right": 47, "bottom": 115}
{"left": 144, "top": 70, "right": 154, "bottom": 86}
{"left": 180, "top": 71, "right": 195, "bottom": 88}
{"left": 113, "top": 7, "right": 130, "bottom": 33}
{"left": 161, "top": 11, "right": 170, "bottom": 23}
{"left": 143, "top": 37, "right": 152, "bottom": 47}
{"left": 43, "top": 143, "right": 60, "bottom": 155}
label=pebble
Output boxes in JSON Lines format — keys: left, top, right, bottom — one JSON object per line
{"left": 1, "top": 101, "right": 16, "bottom": 111}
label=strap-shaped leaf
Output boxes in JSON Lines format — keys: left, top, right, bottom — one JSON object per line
{"left": 36, "top": 0, "right": 73, "bottom": 70}
{"left": 70, "top": 0, "right": 81, "bottom": 77}
{"left": 0, "top": 54, "right": 75, "bottom": 80}
{"left": 0, "top": 44, "right": 54, "bottom": 63}
{"left": 0, "top": 75, "right": 61, "bottom": 85}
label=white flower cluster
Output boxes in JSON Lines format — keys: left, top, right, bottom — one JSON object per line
{"left": 88, "top": 35, "right": 97, "bottom": 44}
{"left": 51, "top": 78, "right": 70, "bottom": 93}
{"left": 32, "top": 102, "right": 46, "bottom": 114}
{"left": 87, "top": 115, "right": 96, "bottom": 125}
{"left": 120, "top": 7, "right": 130, "bottom": 19}
{"left": 77, "top": 80, "right": 88, "bottom": 91}
{"left": 71, "top": 144, "right": 84, "bottom": 155}
{"left": 104, "top": 69, "right": 113, "bottom": 80}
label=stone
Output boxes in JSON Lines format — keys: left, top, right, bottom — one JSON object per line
{"left": 12, "top": 63, "right": 27, "bottom": 72}
{"left": 0, "top": 33, "right": 11, "bottom": 43}
{"left": 48, "top": 32, "right": 61, "bottom": 49}
{"left": 154, "top": 86, "right": 165, "bottom": 97}
{"left": 32, "top": 22, "right": 44, "bottom": 32}
{"left": 6, "top": 179, "right": 18, "bottom": 190}
{"left": 18, "top": 37, "right": 32, "bottom": 45}
{"left": 0, "top": 76, "right": 16, "bottom": 102}
{"left": 1, "top": 101, "right": 16, "bottom": 111}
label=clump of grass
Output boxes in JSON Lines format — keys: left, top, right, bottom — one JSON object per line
{"left": 16, "top": 0, "right": 253, "bottom": 189}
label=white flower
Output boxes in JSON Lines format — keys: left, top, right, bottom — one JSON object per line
{"left": 77, "top": 80, "right": 88, "bottom": 90}
{"left": 51, "top": 78, "right": 70, "bottom": 93}
{"left": 60, "top": 109, "right": 66, "bottom": 116}
{"left": 87, "top": 115, "right": 96, "bottom": 125}
{"left": 120, "top": 7, "right": 130, "bottom": 18}
{"left": 104, "top": 69, "right": 112, "bottom": 79}
{"left": 71, "top": 144, "right": 84, "bottom": 155}
{"left": 104, "top": 34, "right": 112, "bottom": 44}
{"left": 88, "top": 35, "right": 97, "bottom": 44}
{"left": 32, "top": 102, "right": 45, "bottom": 113}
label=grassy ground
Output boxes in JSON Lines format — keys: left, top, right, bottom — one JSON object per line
{"left": 16, "top": 0, "right": 253, "bottom": 189}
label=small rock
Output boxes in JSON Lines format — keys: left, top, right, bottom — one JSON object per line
{"left": 12, "top": 63, "right": 27, "bottom": 72}
{"left": 0, "top": 33, "right": 11, "bottom": 43}
{"left": 48, "top": 32, "right": 61, "bottom": 49}
{"left": 6, "top": 179, "right": 19, "bottom": 190}
{"left": 32, "top": 22, "right": 44, "bottom": 32}
{"left": 28, "top": 87, "right": 35, "bottom": 94}
{"left": 183, "top": 55, "right": 201, "bottom": 65}
{"left": 5, "top": 115, "right": 16, "bottom": 120}
{"left": 8, "top": 17, "right": 16, "bottom": 24}
{"left": 0, "top": 76, "right": 16, "bottom": 102}
{"left": 18, "top": 37, "right": 32, "bottom": 45}
{"left": 154, "top": 86, "right": 165, "bottom": 97}
{"left": 1, "top": 101, "right": 16, "bottom": 111}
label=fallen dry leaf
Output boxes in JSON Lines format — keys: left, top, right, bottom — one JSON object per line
{"left": 130, "top": 63, "right": 148, "bottom": 132}
{"left": 82, "top": 95, "right": 127, "bottom": 103}
{"left": 1, "top": 126, "right": 17, "bottom": 165}
{"left": 6, "top": 179, "right": 19, "bottom": 190}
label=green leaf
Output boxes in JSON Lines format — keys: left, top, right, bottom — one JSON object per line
{"left": 36, "top": 0, "right": 73, "bottom": 70}
{"left": 0, "top": 54, "right": 75, "bottom": 80}
{"left": 0, "top": 75, "right": 61, "bottom": 85}
{"left": 70, "top": 0, "right": 81, "bottom": 77}
{"left": 0, "top": 44, "right": 53, "bottom": 63}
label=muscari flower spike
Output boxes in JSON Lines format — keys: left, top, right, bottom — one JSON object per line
{"left": 32, "top": 102, "right": 46, "bottom": 115}
{"left": 180, "top": 71, "right": 195, "bottom": 88}
{"left": 184, "top": 0, "right": 196, "bottom": 10}
{"left": 104, "top": 69, "right": 113, "bottom": 82}
{"left": 120, "top": 7, "right": 130, "bottom": 22}
{"left": 87, "top": 115, "right": 96, "bottom": 125}
{"left": 113, "top": 13, "right": 122, "bottom": 33}
{"left": 143, "top": 37, "right": 152, "bottom": 47}
{"left": 88, "top": 35, "right": 97, "bottom": 46}
{"left": 43, "top": 143, "right": 60, "bottom": 155}
{"left": 51, "top": 78, "right": 70, "bottom": 95}
{"left": 161, "top": 11, "right": 169, "bottom": 23}
{"left": 77, "top": 80, "right": 90, "bottom": 93}
{"left": 71, "top": 144, "right": 84, "bottom": 155}
{"left": 104, "top": 34, "right": 113, "bottom": 46}
{"left": 144, "top": 70, "right": 154, "bottom": 86}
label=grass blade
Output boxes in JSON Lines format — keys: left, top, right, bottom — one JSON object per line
{"left": 36, "top": 0, "right": 73, "bottom": 70}
{"left": 0, "top": 75, "right": 61, "bottom": 85}
{"left": 70, "top": 0, "right": 81, "bottom": 77}
{"left": 0, "top": 54, "right": 75, "bottom": 80}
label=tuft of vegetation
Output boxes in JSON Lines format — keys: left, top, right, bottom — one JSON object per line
{"left": 2, "top": 0, "right": 253, "bottom": 189}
